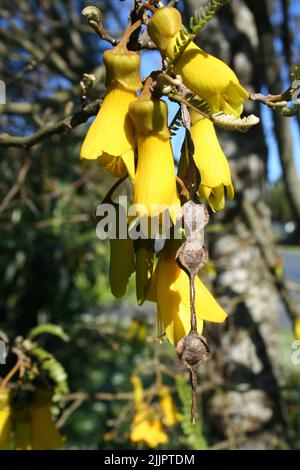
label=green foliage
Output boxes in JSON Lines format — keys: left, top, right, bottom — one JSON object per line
{"left": 28, "top": 346, "right": 69, "bottom": 401}
{"left": 173, "top": 28, "right": 193, "bottom": 63}
{"left": 173, "top": 0, "right": 232, "bottom": 62}
{"left": 28, "top": 324, "right": 70, "bottom": 342}
{"left": 212, "top": 111, "right": 260, "bottom": 132}
{"left": 189, "top": 0, "right": 231, "bottom": 36}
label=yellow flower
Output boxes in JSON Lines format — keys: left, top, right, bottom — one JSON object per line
{"left": 0, "top": 389, "right": 12, "bottom": 450}
{"left": 158, "top": 386, "right": 181, "bottom": 427}
{"left": 294, "top": 317, "right": 300, "bottom": 340}
{"left": 150, "top": 242, "right": 227, "bottom": 346}
{"left": 128, "top": 93, "right": 180, "bottom": 222}
{"left": 148, "top": 7, "right": 248, "bottom": 117}
{"left": 131, "top": 373, "right": 144, "bottom": 406}
{"left": 109, "top": 205, "right": 135, "bottom": 298}
{"left": 125, "top": 319, "right": 147, "bottom": 342}
{"left": 180, "top": 113, "right": 234, "bottom": 212}
{"left": 135, "top": 239, "right": 155, "bottom": 306}
{"left": 80, "top": 45, "right": 142, "bottom": 180}
{"left": 130, "top": 407, "right": 169, "bottom": 448}
{"left": 14, "top": 408, "right": 32, "bottom": 450}
{"left": 31, "top": 389, "right": 64, "bottom": 450}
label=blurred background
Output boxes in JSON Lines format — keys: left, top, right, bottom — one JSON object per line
{"left": 0, "top": 0, "right": 300, "bottom": 450}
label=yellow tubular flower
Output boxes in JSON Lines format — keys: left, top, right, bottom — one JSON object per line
{"left": 0, "top": 390, "right": 12, "bottom": 450}
{"left": 109, "top": 204, "right": 135, "bottom": 299}
{"left": 188, "top": 112, "right": 234, "bottom": 211}
{"left": 135, "top": 239, "right": 155, "bottom": 306}
{"left": 109, "top": 236, "right": 135, "bottom": 298}
{"left": 14, "top": 408, "right": 32, "bottom": 450}
{"left": 131, "top": 373, "right": 144, "bottom": 406}
{"left": 158, "top": 386, "right": 181, "bottom": 427}
{"left": 294, "top": 317, "right": 300, "bottom": 340}
{"left": 150, "top": 242, "right": 227, "bottom": 346}
{"left": 80, "top": 44, "right": 142, "bottom": 180}
{"left": 128, "top": 93, "right": 180, "bottom": 222}
{"left": 31, "top": 390, "right": 64, "bottom": 450}
{"left": 148, "top": 7, "right": 248, "bottom": 117}
{"left": 130, "top": 407, "right": 169, "bottom": 448}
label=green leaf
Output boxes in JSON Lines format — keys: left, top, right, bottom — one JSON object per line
{"left": 27, "top": 323, "right": 70, "bottom": 342}
{"left": 212, "top": 112, "right": 260, "bottom": 132}
{"left": 190, "top": 0, "right": 232, "bottom": 36}
{"left": 28, "top": 346, "right": 69, "bottom": 400}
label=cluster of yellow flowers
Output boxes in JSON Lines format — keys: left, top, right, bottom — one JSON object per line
{"left": 0, "top": 388, "right": 63, "bottom": 450}
{"left": 130, "top": 374, "right": 180, "bottom": 448}
{"left": 80, "top": 6, "right": 249, "bottom": 347}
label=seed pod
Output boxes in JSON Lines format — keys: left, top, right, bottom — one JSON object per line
{"left": 177, "top": 241, "right": 208, "bottom": 276}
{"left": 176, "top": 331, "right": 211, "bottom": 368}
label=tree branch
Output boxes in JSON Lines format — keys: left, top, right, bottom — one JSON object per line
{"left": 0, "top": 100, "right": 101, "bottom": 149}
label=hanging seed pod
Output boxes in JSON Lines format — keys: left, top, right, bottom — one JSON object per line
{"left": 176, "top": 331, "right": 211, "bottom": 368}
{"left": 175, "top": 200, "right": 210, "bottom": 423}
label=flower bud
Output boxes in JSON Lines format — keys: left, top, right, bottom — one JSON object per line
{"left": 104, "top": 48, "right": 142, "bottom": 92}
{"left": 147, "top": 7, "right": 182, "bottom": 54}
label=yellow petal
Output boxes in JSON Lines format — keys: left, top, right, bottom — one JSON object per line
{"left": 294, "top": 317, "right": 300, "bottom": 340}
{"left": 130, "top": 406, "right": 169, "bottom": 448}
{"left": 0, "top": 390, "right": 12, "bottom": 450}
{"left": 190, "top": 116, "right": 234, "bottom": 211}
{"left": 109, "top": 236, "right": 135, "bottom": 298}
{"left": 14, "top": 408, "right": 32, "bottom": 450}
{"left": 121, "top": 148, "right": 135, "bottom": 182}
{"left": 191, "top": 117, "right": 232, "bottom": 187}
{"left": 155, "top": 246, "right": 227, "bottom": 346}
{"left": 80, "top": 87, "right": 136, "bottom": 176}
{"left": 135, "top": 240, "right": 155, "bottom": 305}
{"left": 133, "top": 134, "right": 180, "bottom": 219}
{"left": 131, "top": 374, "right": 144, "bottom": 406}
{"left": 168, "top": 41, "right": 248, "bottom": 117}
{"left": 31, "top": 390, "right": 64, "bottom": 450}
{"left": 158, "top": 386, "right": 181, "bottom": 427}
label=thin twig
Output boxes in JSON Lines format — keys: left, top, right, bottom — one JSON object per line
{"left": 0, "top": 100, "right": 101, "bottom": 149}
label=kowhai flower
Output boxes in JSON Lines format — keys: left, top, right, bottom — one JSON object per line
{"left": 31, "top": 389, "right": 64, "bottom": 450}
{"left": 80, "top": 40, "right": 142, "bottom": 180}
{"left": 14, "top": 407, "right": 32, "bottom": 450}
{"left": 149, "top": 242, "right": 227, "bottom": 346}
{"left": 130, "top": 374, "right": 169, "bottom": 448}
{"left": 179, "top": 112, "right": 234, "bottom": 211}
{"left": 109, "top": 205, "right": 135, "bottom": 298}
{"left": 294, "top": 317, "right": 300, "bottom": 340}
{"left": 128, "top": 90, "right": 180, "bottom": 222}
{"left": 148, "top": 7, "right": 248, "bottom": 117}
{"left": 158, "top": 386, "right": 181, "bottom": 427}
{"left": 0, "top": 390, "right": 12, "bottom": 450}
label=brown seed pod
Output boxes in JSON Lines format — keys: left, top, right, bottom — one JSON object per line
{"left": 176, "top": 331, "right": 211, "bottom": 368}
{"left": 176, "top": 241, "right": 208, "bottom": 276}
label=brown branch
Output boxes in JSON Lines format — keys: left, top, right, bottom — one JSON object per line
{"left": 0, "top": 100, "right": 101, "bottom": 149}
{"left": 0, "top": 159, "right": 31, "bottom": 213}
